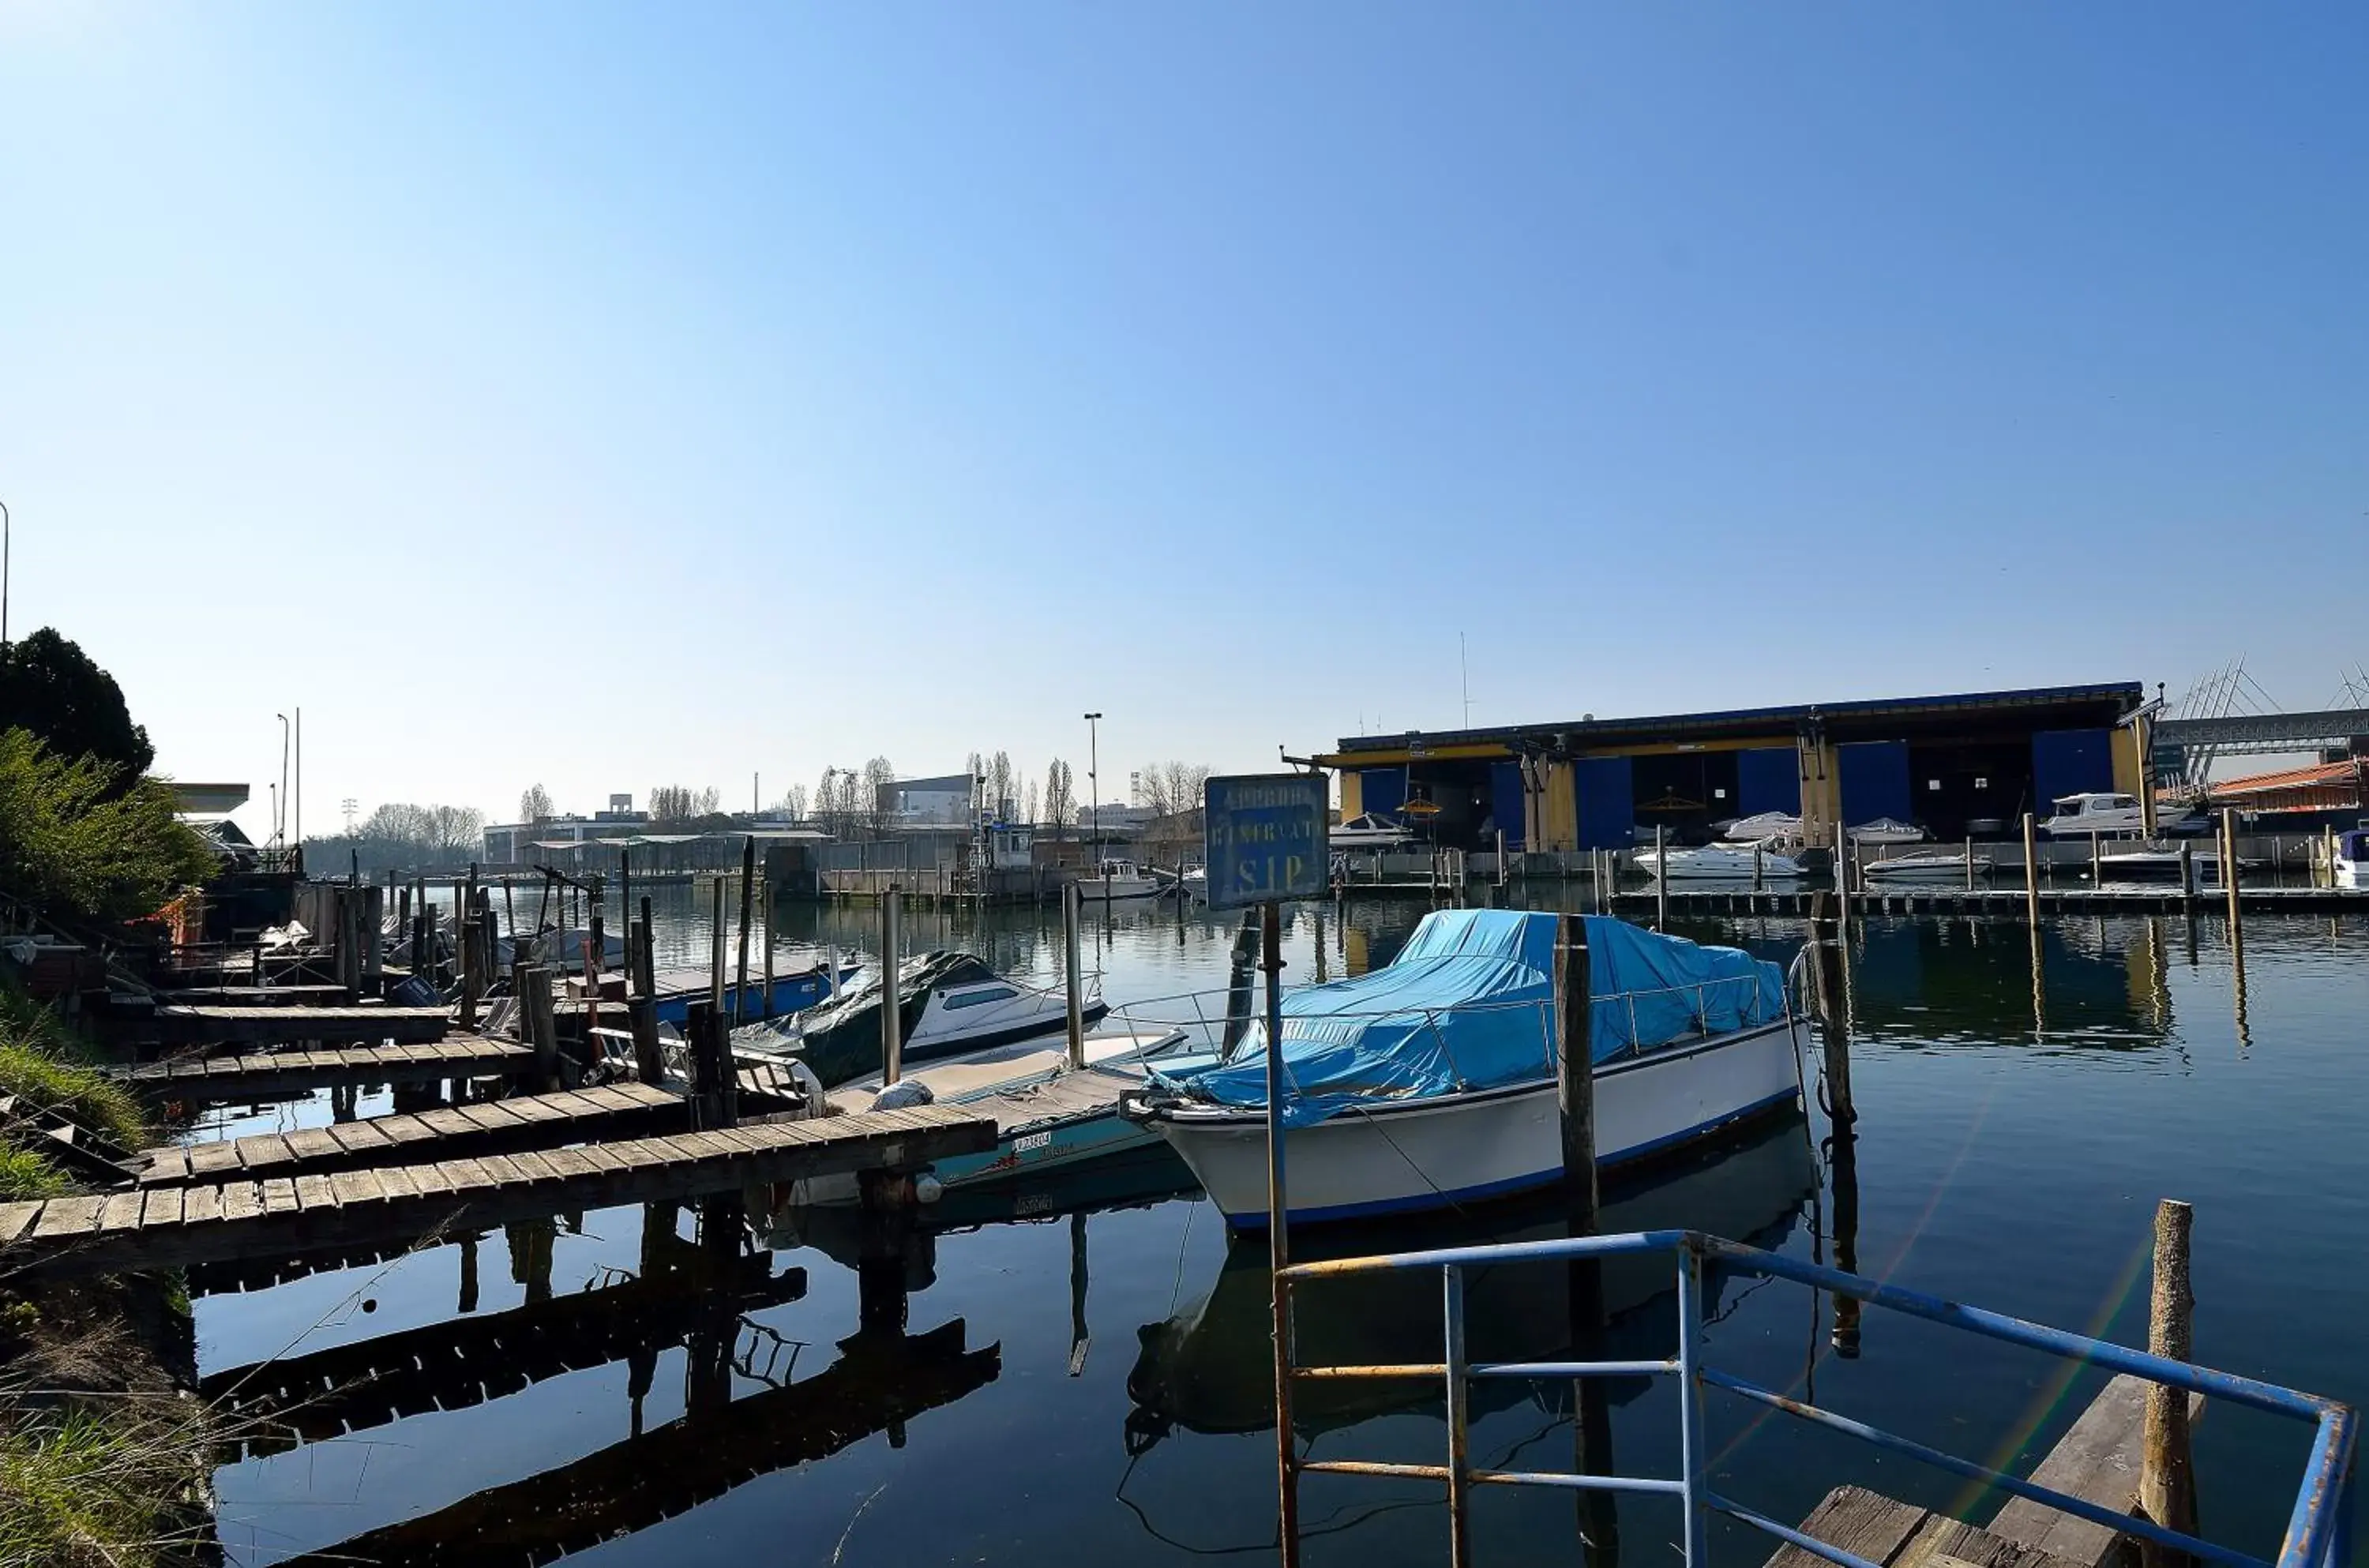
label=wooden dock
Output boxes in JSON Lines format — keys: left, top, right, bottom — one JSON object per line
{"left": 145, "top": 984, "right": 357, "bottom": 1007}
{"left": 0, "top": 1104, "right": 996, "bottom": 1277}
{"left": 1768, "top": 1487, "right": 2085, "bottom": 1568}
{"left": 112, "top": 1037, "right": 532, "bottom": 1102}
{"left": 1459, "top": 885, "right": 2369, "bottom": 919}
{"left": 139, "top": 1003, "right": 452, "bottom": 1048}
{"left": 133, "top": 1082, "right": 689, "bottom": 1184}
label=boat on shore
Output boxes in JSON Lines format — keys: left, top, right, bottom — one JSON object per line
{"left": 1331, "top": 812, "right": 1414, "bottom": 850}
{"left": 1122, "top": 909, "right": 1801, "bottom": 1228}
{"left": 1635, "top": 843, "right": 1807, "bottom": 880}
{"left": 1848, "top": 817, "right": 1926, "bottom": 845}
{"left": 1719, "top": 812, "right": 1801, "bottom": 843}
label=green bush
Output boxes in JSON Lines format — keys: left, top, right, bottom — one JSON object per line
{"left": 0, "top": 729, "right": 214, "bottom": 928}
{"left": 0, "top": 1146, "right": 68, "bottom": 1202}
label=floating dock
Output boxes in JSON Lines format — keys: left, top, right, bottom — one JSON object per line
{"left": 0, "top": 1104, "right": 995, "bottom": 1277}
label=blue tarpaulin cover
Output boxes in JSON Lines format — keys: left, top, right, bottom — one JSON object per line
{"left": 1152, "top": 909, "right": 1787, "bottom": 1127}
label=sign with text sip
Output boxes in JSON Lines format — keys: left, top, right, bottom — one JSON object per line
{"left": 1203, "top": 772, "right": 1330, "bottom": 910}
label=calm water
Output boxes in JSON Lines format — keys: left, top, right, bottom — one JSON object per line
{"left": 193, "top": 890, "right": 2369, "bottom": 1567}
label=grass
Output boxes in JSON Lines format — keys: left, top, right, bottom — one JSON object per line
{"left": 0, "top": 988, "right": 148, "bottom": 1152}
{"left": 0, "top": 1401, "right": 206, "bottom": 1568}
{"left": 0, "top": 1146, "right": 68, "bottom": 1203}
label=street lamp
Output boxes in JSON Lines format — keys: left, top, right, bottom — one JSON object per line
{"left": 275, "top": 714, "right": 291, "bottom": 849}
{"left": 2, "top": 497, "right": 11, "bottom": 646}
{"left": 1083, "top": 712, "right": 1102, "bottom": 862}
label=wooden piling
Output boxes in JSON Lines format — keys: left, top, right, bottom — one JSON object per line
{"left": 2180, "top": 842, "right": 2196, "bottom": 910}
{"left": 880, "top": 887, "right": 903, "bottom": 1086}
{"left": 1553, "top": 914, "right": 1597, "bottom": 1232}
{"left": 2219, "top": 810, "right": 2242, "bottom": 955}
{"left": 734, "top": 837, "right": 756, "bottom": 1026}
{"left": 627, "top": 996, "right": 663, "bottom": 1087}
{"left": 458, "top": 906, "right": 482, "bottom": 1030}
{"left": 1965, "top": 835, "right": 1977, "bottom": 891}
{"left": 708, "top": 877, "right": 726, "bottom": 1018}
{"left": 2022, "top": 812, "right": 2040, "bottom": 925}
{"left": 760, "top": 871, "right": 775, "bottom": 1020}
{"left": 522, "top": 966, "right": 558, "bottom": 1091}
{"left": 2139, "top": 1199, "right": 2197, "bottom": 1568}
{"left": 1654, "top": 827, "right": 1668, "bottom": 931}
{"left": 1064, "top": 880, "right": 1087, "bottom": 1071}
{"left": 2090, "top": 832, "right": 2103, "bottom": 887}
{"left": 636, "top": 896, "right": 655, "bottom": 996}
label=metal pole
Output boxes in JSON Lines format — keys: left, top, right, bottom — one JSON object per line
{"left": 1262, "top": 899, "right": 1299, "bottom": 1566}
{"left": 1064, "top": 880, "right": 1086, "bottom": 1071}
{"left": 1444, "top": 1264, "right": 1473, "bottom": 1568}
{"left": 2022, "top": 812, "right": 2040, "bottom": 925}
{"left": 1, "top": 498, "right": 9, "bottom": 646}
{"left": 1654, "top": 826, "right": 1668, "bottom": 930}
{"left": 293, "top": 707, "right": 301, "bottom": 853}
{"left": 881, "top": 886, "right": 903, "bottom": 1086}
{"left": 1676, "top": 1241, "right": 1710, "bottom": 1567}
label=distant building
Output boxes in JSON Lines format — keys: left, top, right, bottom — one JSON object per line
{"left": 482, "top": 811, "right": 651, "bottom": 865}
{"left": 879, "top": 772, "right": 978, "bottom": 826}
{"left": 1075, "top": 802, "right": 1158, "bottom": 839}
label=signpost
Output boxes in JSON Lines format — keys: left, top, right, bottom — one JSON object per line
{"left": 1204, "top": 771, "right": 1328, "bottom": 1568}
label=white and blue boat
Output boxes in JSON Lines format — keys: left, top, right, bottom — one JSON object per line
{"left": 1124, "top": 909, "right": 1800, "bottom": 1228}
{"left": 645, "top": 959, "right": 858, "bottom": 1030}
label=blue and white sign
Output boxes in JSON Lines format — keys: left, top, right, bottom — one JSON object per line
{"left": 1204, "top": 772, "right": 1330, "bottom": 909}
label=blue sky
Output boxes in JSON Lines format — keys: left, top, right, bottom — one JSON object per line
{"left": 3, "top": 3, "right": 2362, "bottom": 837}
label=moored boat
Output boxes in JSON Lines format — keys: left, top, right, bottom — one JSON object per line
{"left": 1862, "top": 849, "right": 1989, "bottom": 881}
{"left": 2337, "top": 830, "right": 2369, "bottom": 889}
{"left": 1719, "top": 812, "right": 1801, "bottom": 843}
{"left": 1121, "top": 909, "right": 1801, "bottom": 1227}
{"left": 1635, "top": 843, "right": 1807, "bottom": 879}
{"left": 1331, "top": 812, "right": 1414, "bottom": 850}
{"left": 1848, "top": 817, "right": 1927, "bottom": 845}
{"left": 734, "top": 952, "right": 1106, "bottom": 1087}
{"left": 1074, "top": 858, "right": 1163, "bottom": 900}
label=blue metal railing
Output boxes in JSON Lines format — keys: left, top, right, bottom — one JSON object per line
{"left": 1277, "top": 1229, "right": 2356, "bottom": 1568}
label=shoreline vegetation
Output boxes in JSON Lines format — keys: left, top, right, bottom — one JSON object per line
{"left": 1, "top": 630, "right": 222, "bottom": 1566}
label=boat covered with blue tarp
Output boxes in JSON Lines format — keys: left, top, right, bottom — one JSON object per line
{"left": 1147, "top": 909, "right": 1786, "bottom": 1130}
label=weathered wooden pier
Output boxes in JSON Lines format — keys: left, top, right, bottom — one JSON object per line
{"left": 0, "top": 1105, "right": 994, "bottom": 1277}
{"left": 114, "top": 1037, "right": 532, "bottom": 1101}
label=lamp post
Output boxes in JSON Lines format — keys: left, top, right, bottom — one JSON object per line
{"left": 1083, "top": 712, "right": 1103, "bottom": 865}
{"left": 2, "top": 497, "right": 10, "bottom": 647}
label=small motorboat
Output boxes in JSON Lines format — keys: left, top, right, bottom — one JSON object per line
{"left": 1331, "top": 813, "right": 1414, "bottom": 850}
{"left": 1848, "top": 818, "right": 1927, "bottom": 846}
{"left": 1075, "top": 858, "right": 1164, "bottom": 901}
{"left": 1124, "top": 909, "right": 1802, "bottom": 1228}
{"left": 2040, "top": 793, "right": 2209, "bottom": 838}
{"left": 1635, "top": 843, "right": 1806, "bottom": 880}
{"left": 2337, "top": 830, "right": 2368, "bottom": 889}
{"left": 1862, "top": 849, "right": 1989, "bottom": 881}
{"left": 1720, "top": 812, "right": 1801, "bottom": 843}
{"left": 734, "top": 952, "right": 1106, "bottom": 1088}
{"left": 2096, "top": 842, "right": 2259, "bottom": 880}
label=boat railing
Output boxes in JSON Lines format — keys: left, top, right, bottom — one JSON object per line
{"left": 1275, "top": 1228, "right": 2356, "bottom": 1568}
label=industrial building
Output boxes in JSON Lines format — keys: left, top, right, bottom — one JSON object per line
{"left": 1314, "top": 682, "right": 2153, "bottom": 851}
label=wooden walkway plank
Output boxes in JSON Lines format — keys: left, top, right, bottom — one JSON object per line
{"left": 1766, "top": 1487, "right": 1929, "bottom": 1568}
{"left": 115, "top": 1037, "right": 532, "bottom": 1102}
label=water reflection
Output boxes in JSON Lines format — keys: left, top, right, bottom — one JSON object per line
{"left": 1124, "top": 1119, "right": 1815, "bottom": 1445}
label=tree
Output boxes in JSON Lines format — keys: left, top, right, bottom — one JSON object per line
{"left": 519, "top": 783, "right": 554, "bottom": 823}
{"left": 648, "top": 784, "right": 719, "bottom": 826}
{"left": 1137, "top": 761, "right": 1213, "bottom": 818}
{"left": 0, "top": 628, "right": 155, "bottom": 789}
{"left": 989, "top": 751, "right": 1016, "bottom": 820}
{"left": 861, "top": 757, "right": 897, "bottom": 836}
{"left": 0, "top": 730, "right": 214, "bottom": 924}
{"left": 775, "top": 782, "right": 809, "bottom": 822}
{"left": 1023, "top": 778, "right": 1040, "bottom": 828}
{"left": 1043, "top": 759, "right": 1074, "bottom": 838}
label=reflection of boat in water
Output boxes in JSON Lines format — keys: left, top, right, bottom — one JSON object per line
{"left": 1125, "top": 1116, "right": 1815, "bottom": 1441}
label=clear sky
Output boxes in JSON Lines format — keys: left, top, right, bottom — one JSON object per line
{"left": 4, "top": 3, "right": 2363, "bottom": 839}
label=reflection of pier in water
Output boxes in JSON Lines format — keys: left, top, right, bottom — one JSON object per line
{"left": 214, "top": 1195, "right": 999, "bottom": 1568}
{"left": 1834, "top": 916, "right": 2184, "bottom": 1049}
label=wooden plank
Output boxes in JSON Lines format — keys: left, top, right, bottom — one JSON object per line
{"left": 140, "top": 1187, "right": 184, "bottom": 1230}
{"left": 538, "top": 1147, "right": 600, "bottom": 1180}
{"left": 1766, "top": 1487, "right": 1929, "bottom": 1568}
{"left": 414, "top": 1108, "right": 471, "bottom": 1137}
{"left": 329, "top": 1120, "right": 396, "bottom": 1155}
{"left": 238, "top": 1134, "right": 297, "bottom": 1171}
{"left": 329, "top": 1170, "right": 385, "bottom": 1210}
{"left": 0, "top": 1202, "right": 39, "bottom": 1245}
{"left": 1988, "top": 1375, "right": 2206, "bottom": 1568}
{"left": 372, "top": 1165, "right": 421, "bottom": 1201}
{"left": 261, "top": 1177, "right": 300, "bottom": 1215}
{"left": 452, "top": 1103, "right": 521, "bottom": 1132}
{"left": 180, "top": 1184, "right": 227, "bottom": 1226}
{"left": 574, "top": 1145, "right": 631, "bottom": 1174}
{"left": 285, "top": 1128, "right": 343, "bottom": 1162}
{"left": 98, "top": 1189, "right": 147, "bottom": 1232}
{"left": 440, "top": 1157, "right": 497, "bottom": 1194}
{"left": 187, "top": 1141, "right": 245, "bottom": 1177}
{"left": 375, "top": 1116, "right": 439, "bottom": 1146}
{"left": 32, "top": 1195, "right": 109, "bottom": 1240}
{"left": 147, "top": 1146, "right": 193, "bottom": 1184}
{"left": 499, "top": 1095, "right": 569, "bottom": 1124}
{"left": 294, "top": 1174, "right": 338, "bottom": 1212}
{"left": 473, "top": 1153, "right": 533, "bottom": 1188}
{"left": 404, "top": 1160, "right": 461, "bottom": 1199}
{"left": 221, "top": 1183, "right": 265, "bottom": 1222}
{"left": 1901, "top": 1515, "right": 2089, "bottom": 1568}
{"left": 505, "top": 1150, "right": 565, "bottom": 1184}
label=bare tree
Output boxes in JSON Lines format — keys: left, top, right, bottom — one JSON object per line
{"left": 1023, "top": 778, "right": 1040, "bottom": 827}
{"left": 648, "top": 785, "right": 720, "bottom": 826}
{"left": 777, "top": 782, "right": 809, "bottom": 822}
{"left": 988, "top": 751, "right": 1016, "bottom": 820}
{"left": 518, "top": 783, "right": 554, "bottom": 823}
{"left": 861, "top": 756, "right": 897, "bottom": 837}
{"left": 1161, "top": 761, "right": 1211, "bottom": 817}
{"left": 1043, "top": 759, "right": 1074, "bottom": 839}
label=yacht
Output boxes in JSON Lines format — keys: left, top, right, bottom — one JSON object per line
{"left": 734, "top": 951, "right": 1106, "bottom": 1087}
{"left": 2336, "top": 829, "right": 2368, "bottom": 889}
{"left": 1848, "top": 818, "right": 1926, "bottom": 845}
{"left": 2040, "top": 793, "right": 2209, "bottom": 838}
{"left": 1719, "top": 812, "right": 1801, "bottom": 843}
{"left": 1331, "top": 812, "right": 1414, "bottom": 850}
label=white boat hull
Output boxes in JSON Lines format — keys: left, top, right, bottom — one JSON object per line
{"left": 1144, "top": 1019, "right": 1803, "bottom": 1226}
{"left": 1864, "top": 854, "right": 1987, "bottom": 881}
{"left": 1636, "top": 846, "right": 1807, "bottom": 880}
{"left": 1076, "top": 876, "right": 1163, "bottom": 900}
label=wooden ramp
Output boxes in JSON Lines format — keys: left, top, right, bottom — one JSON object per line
{"left": 145, "top": 1003, "right": 451, "bottom": 1048}
{"left": 0, "top": 1104, "right": 995, "bottom": 1277}
{"left": 1768, "top": 1487, "right": 2088, "bottom": 1568}
{"left": 113, "top": 1037, "right": 531, "bottom": 1102}
{"left": 134, "top": 1082, "right": 689, "bottom": 1185}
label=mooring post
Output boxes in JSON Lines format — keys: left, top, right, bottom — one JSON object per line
{"left": 880, "top": 885, "right": 903, "bottom": 1086}
{"left": 734, "top": 835, "right": 756, "bottom": 1025}
{"left": 1654, "top": 826, "right": 1669, "bottom": 931}
{"left": 761, "top": 869, "right": 775, "bottom": 1019}
{"left": 523, "top": 966, "right": 558, "bottom": 1090}
{"left": 457, "top": 905, "right": 481, "bottom": 1030}
{"left": 618, "top": 846, "right": 631, "bottom": 952}
{"left": 1260, "top": 898, "right": 1299, "bottom": 1568}
{"left": 2022, "top": 812, "right": 2040, "bottom": 925}
{"left": 1553, "top": 913, "right": 1598, "bottom": 1234}
{"left": 1966, "top": 834, "right": 1977, "bottom": 891}
{"left": 685, "top": 999, "right": 717, "bottom": 1126}
{"left": 2180, "top": 842, "right": 2197, "bottom": 910}
{"left": 2140, "top": 1199, "right": 2198, "bottom": 1568}
{"left": 1064, "top": 879, "right": 1086, "bottom": 1071}
{"left": 627, "top": 995, "right": 663, "bottom": 1086}
{"left": 708, "top": 873, "right": 726, "bottom": 1018}
{"left": 2221, "top": 809, "right": 2242, "bottom": 955}
{"left": 2090, "top": 831, "right": 2103, "bottom": 887}
{"left": 637, "top": 895, "right": 655, "bottom": 996}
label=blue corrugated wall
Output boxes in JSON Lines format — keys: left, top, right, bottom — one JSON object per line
{"left": 1575, "top": 756, "right": 1635, "bottom": 849}
{"left": 1491, "top": 762, "right": 1526, "bottom": 849}
{"left": 1358, "top": 767, "right": 1406, "bottom": 817}
{"left": 2031, "top": 730, "right": 2115, "bottom": 806}
{"left": 1838, "top": 741, "right": 1912, "bottom": 826}
{"left": 1736, "top": 746, "right": 1802, "bottom": 816}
